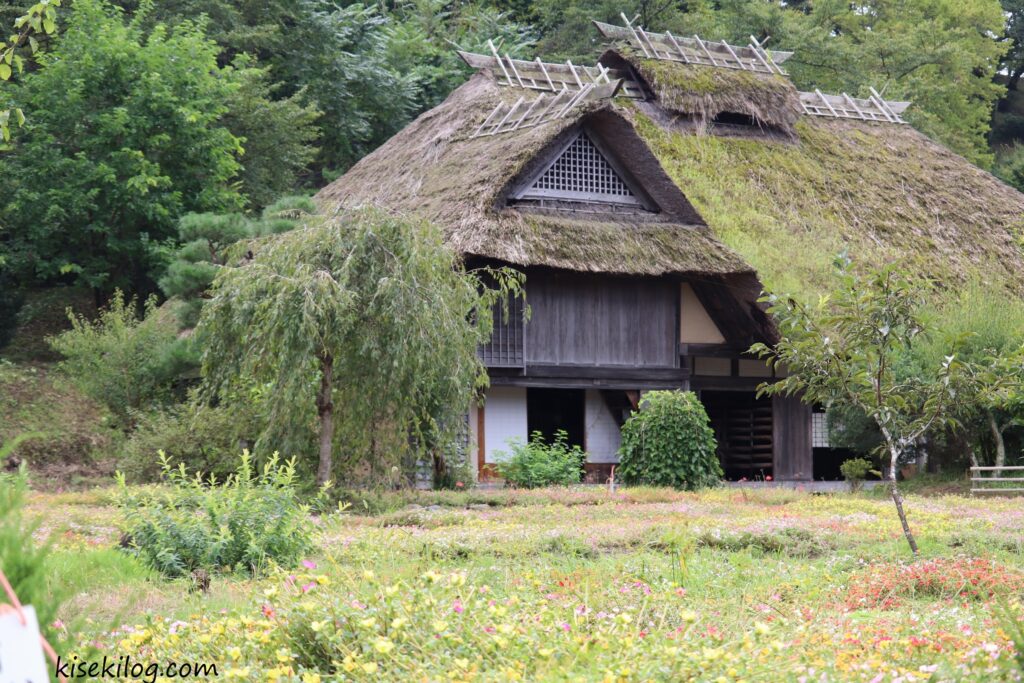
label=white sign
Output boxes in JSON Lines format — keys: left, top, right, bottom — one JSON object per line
{"left": 0, "top": 605, "right": 49, "bottom": 683}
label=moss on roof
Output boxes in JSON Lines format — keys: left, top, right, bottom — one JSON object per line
{"left": 625, "top": 54, "right": 801, "bottom": 133}
{"left": 628, "top": 108, "right": 1024, "bottom": 296}
{"left": 316, "top": 73, "right": 750, "bottom": 277}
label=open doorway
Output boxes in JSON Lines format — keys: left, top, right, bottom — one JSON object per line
{"left": 527, "top": 388, "right": 585, "bottom": 450}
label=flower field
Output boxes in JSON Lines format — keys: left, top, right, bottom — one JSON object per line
{"left": 34, "top": 486, "right": 1024, "bottom": 681}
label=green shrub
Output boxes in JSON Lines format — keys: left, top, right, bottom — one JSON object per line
{"left": 0, "top": 454, "right": 64, "bottom": 647}
{"left": 48, "top": 291, "right": 192, "bottom": 427}
{"left": 839, "top": 457, "right": 875, "bottom": 492}
{"left": 495, "top": 430, "right": 585, "bottom": 488}
{"left": 617, "top": 390, "right": 721, "bottom": 490}
{"left": 119, "top": 401, "right": 258, "bottom": 483}
{"left": 117, "top": 451, "right": 318, "bottom": 577}
{"left": 0, "top": 267, "right": 24, "bottom": 350}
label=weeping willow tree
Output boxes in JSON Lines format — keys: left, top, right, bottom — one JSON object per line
{"left": 198, "top": 207, "right": 523, "bottom": 485}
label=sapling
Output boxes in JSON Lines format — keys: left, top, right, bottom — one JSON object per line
{"left": 752, "top": 258, "right": 964, "bottom": 555}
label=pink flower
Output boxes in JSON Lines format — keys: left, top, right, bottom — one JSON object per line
{"left": 350, "top": 600, "right": 366, "bottom": 610}
{"left": 675, "top": 588, "right": 687, "bottom": 597}
{"left": 302, "top": 560, "right": 317, "bottom": 570}
{"left": 453, "top": 600, "right": 464, "bottom": 614}
{"left": 561, "top": 622, "right": 571, "bottom": 632}
{"left": 301, "top": 582, "right": 316, "bottom": 593}
{"left": 766, "top": 475, "right": 773, "bottom": 482}
{"left": 456, "top": 481, "right": 464, "bottom": 488}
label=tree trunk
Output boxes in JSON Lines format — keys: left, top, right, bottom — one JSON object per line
{"left": 882, "top": 431, "right": 919, "bottom": 556}
{"left": 988, "top": 410, "right": 1006, "bottom": 478}
{"left": 315, "top": 352, "right": 335, "bottom": 486}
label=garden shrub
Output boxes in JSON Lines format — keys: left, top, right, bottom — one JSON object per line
{"left": 119, "top": 400, "right": 258, "bottom": 483}
{"left": 49, "top": 291, "right": 192, "bottom": 427}
{"left": 0, "top": 458, "right": 65, "bottom": 647}
{"left": 495, "top": 430, "right": 586, "bottom": 488}
{"left": 839, "top": 457, "right": 875, "bottom": 492}
{"left": 117, "top": 451, "right": 318, "bottom": 577}
{"left": 617, "top": 390, "right": 721, "bottom": 490}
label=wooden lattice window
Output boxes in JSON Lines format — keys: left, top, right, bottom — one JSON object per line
{"left": 514, "top": 131, "right": 643, "bottom": 207}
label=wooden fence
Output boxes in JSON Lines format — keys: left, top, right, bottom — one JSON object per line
{"left": 970, "top": 466, "right": 1024, "bottom": 495}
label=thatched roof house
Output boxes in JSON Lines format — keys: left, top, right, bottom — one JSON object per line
{"left": 316, "top": 19, "right": 1024, "bottom": 483}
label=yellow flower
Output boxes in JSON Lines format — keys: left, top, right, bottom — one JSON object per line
{"left": 228, "top": 646, "right": 242, "bottom": 661}
{"left": 754, "top": 622, "right": 772, "bottom": 636}
{"left": 385, "top": 584, "right": 400, "bottom": 597}
{"left": 310, "top": 621, "right": 325, "bottom": 633}
{"left": 373, "top": 638, "right": 395, "bottom": 654}
{"left": 681, "top": 610, "right": 698, "bottom": 623}
{"left": 391, "top": 617, "right": 407, "bottom": 630}
{"left": 302, "top": 673, "right": 321, "bottom": 683}
{"left": 362, "top": 662, "right": 378, "bottom": 674}
{"left": 433, "top": 620, "right": 448, "bottom": 632}
{"left": 363, "top": 569, "right": 375, "bottom": 580}
{"left": 316, "top": 575, "right": 331, "bottom": 586}
{"left": 455, "top": 658, "right": 470, "bottom": 669}
{"left": 275, "top": 648, "right": 292, "bottom": 663}
{"left": 359, "top": 617, "right": 377, "bottom": 630}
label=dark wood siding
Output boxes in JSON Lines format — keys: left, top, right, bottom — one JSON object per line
{"left": 772, "top": 394, "right": 812, "bottom": 480}
{"left": 523, "top": 270, "right": 677, "bottom": 368}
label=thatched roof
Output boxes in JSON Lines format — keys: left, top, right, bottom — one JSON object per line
{"left": 316, "top": 73, "right": 752, "bottom": 277}
{"left": 602, "top": 50, "right": 802, "bottom": 134}
{"left": 318, "top": 50, "right": 1024, "bottom": 297}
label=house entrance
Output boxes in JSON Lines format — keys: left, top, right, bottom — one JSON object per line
{"left": 527, "top": 388, "right": 585, "bottom": 450}
{"left": 701, "top": 390, "right": 773, "bottom": 480}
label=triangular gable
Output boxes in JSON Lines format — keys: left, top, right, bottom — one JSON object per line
{"left": 515, "top": 131, "right": 642, "bottom": 207}
{"left": 501, "top": 109, "right": 707, "bottom": 225}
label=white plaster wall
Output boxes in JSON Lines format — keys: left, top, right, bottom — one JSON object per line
{"left": 484, "top": 386, "right": 528, "bottom": 463}
{"left": 680, "top": 283, "right": 726, "bottom": 344}
{"left": 585, "top": 390, "right": 622, "bottom": 463}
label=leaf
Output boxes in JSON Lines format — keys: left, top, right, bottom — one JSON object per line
{"left": 0, "top": 63, "right": 10, "bottom": 80}
{"left": 14, "top": 108, "right": 24, "bottom": 126}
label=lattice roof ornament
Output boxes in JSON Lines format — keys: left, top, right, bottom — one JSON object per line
{"left": 471, "top": 79, "right": 622, "bottom": 139}
{"left": 799, "top": 88, "right": 910, "bottom": 124}
{"left": 458, "top": 42, "right": 644, "bottom": 99}
{"left": 593, "top": 14, "right": 791, "bottom": 76}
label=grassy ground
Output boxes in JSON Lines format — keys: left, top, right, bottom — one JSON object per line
{"left": 31, "top": 485, "right": 1024, "bottom": 682}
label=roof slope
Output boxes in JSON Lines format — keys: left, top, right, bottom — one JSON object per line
{"left": 628, "top": 108, "right": 1024, "bottom": 295}
{"left": 315, "top": 73, "right": 753, "bottom": 277}
{"left": 318, "top": 52, "right": 1024, "bottom": 297}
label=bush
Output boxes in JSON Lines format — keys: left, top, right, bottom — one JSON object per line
{"left": 617, "top": 390, "right": 721, "bottom": 490}
{"left": 839, "top": 457, "right": 874, "bottom": 492}
{"left": 0, "top": 267, "right": 24, "bottom": 350}
{"left": 48, "top": 291, "right": 192, "bottom": 427}
{"left": 117, "top": 451, "right": 318, "bottom": 577}
{"left": 119, "top": 401, "right": 258, "bottom": 483}
{"left": 495, "top": 430, "right": 585, "bottom": 488}
{"left": 0, "top": 455, "right": 64, "bottom": 647}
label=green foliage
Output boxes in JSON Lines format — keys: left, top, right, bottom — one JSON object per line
{"left": 0, "top": 0, "right": 59, "bottom": 143}
{"left": 0, "top": 463, "right": 63, "bottom": 647}
{"left": 617, "top": 390, "right": 721, "bottom": 491}
{"left": 995, "top": 143, "right": 1024, "bottom": 193}
{"left": 48, "top": 291, "right": 190, "bottom": 427}
{"left": 0, "top": 264, "right": 24, "bottom": 348}
{"left": 118, "top": 399, "right": 259, "bottom": 483}
{"left": 221, "top": 64, "right": 321, "bottom": 210}
{"left": 117, "top": 450, "right": 317, "bottom": 577}
{"left": 751, "top": 257, "right": 971, "bottom": 554}
{"left": 839, "top": 457, "right": 875, "bottom": 492}
{"left": 495, "top": 430, "right": 585, "bottom": 488}
{"left": 198, "top": 207, "right": 524, "bottom": 484}
{"left": 159, "top": 197, "right": 315, "bottom": 327}
{"left": 0, "top": 0, "right": 245, "bottom": 297}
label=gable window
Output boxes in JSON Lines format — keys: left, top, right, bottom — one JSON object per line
{"left": 510, "top": 130, "right": 654, "bottom": 212}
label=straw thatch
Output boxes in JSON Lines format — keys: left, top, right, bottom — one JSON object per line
{"left": 318, "top": 53, "right": 1024, "bottom": 296}
{"left": 317, "top": 72, "right": 752, "bottom": 277}
{"left": 603, "top": 50, "right": 802, "bottom": 134}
